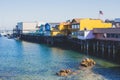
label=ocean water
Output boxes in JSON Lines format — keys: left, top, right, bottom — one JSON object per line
{"left": 0, "top": 37, "right": 119, "bottom": 80}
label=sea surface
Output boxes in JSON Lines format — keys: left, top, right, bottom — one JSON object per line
{"left": 0, "top": 37, "right": 120, "bottom": 80}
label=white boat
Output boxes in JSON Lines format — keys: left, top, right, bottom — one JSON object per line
{"left": 0, "top": 32, "right": 7, "bottom": 37}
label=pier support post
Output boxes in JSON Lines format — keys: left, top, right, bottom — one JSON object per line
{"left": 86, "top": 40, "right": 89, "bottom": 56}
{"left": 112, "top": 45, "right": 115, "bottom": 60}
{"left": 81, "top": 40, "right": 83, "bottom": 52}
{"left": 102, "top": 44, "right": 104, "bottom": 58}
{"left": 96, "top": 41, "right": 99, "bottom": 56}
{"left": 108, "top": 45, "right": 111, "bottom": 59}
{"left": 93, "top": 42, "right": 95, "bottom": 54}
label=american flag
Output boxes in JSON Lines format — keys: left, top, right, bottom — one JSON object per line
{"left": 99, "top": 10, "right": 103, "bottom": 15}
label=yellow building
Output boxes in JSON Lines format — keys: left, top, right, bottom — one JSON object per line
{"left": 58, "top": 22, "right": 71, "bottom": 36}
{"left": 71, "top": 18, "right": 112, "bottom": 38}
{"left": 71, "top": 18, "right": 112, "bottom": 31}
{"left": 51, "top": 22, "right": 71, "bottom": 36}
{"left": 58, "top": 22, "right": 69, "bottom": 31}
{"left": 51, "top": 29, "right": 60, "bottom": 36}
{"left": 51, "top": 18, "right": 112, "bottom": 37}
{"left": 50, "top": 27, "right": 60, "bottom": 36}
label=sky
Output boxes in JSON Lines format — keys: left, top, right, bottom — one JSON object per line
{"left": 0, "top": 0, "right": 120, "bottom": 30}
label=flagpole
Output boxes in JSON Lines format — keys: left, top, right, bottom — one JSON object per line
{"left": 98, "top": 13, "right": 100, "bottom": 19}
{"left": 98, "top": 10, "right": 103, "bottom": 20}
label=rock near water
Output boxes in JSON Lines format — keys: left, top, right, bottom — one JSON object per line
{"left": 56, "top": 69, "right": 72, "bottom": 76}
{"left": 56, "top": 58, "right": 96, "bottom": 77}
{"left": 80, "top": 58, "right": 96, "bottom": 67}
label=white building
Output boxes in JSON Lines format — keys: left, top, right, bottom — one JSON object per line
{"left": 16, "top": 22, "right": 45, "bottom": 34}
{"left": 77, "top": 30, "right": 95, "bottom": 40}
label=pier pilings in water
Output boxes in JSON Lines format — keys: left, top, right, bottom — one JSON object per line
{"left": 20, "top": 34, "right": 120, "bottom": 64}
{"left": 90, "top": 39, "right": 120, "bottom": 63}
{"left": 20, "top": 34, "right": 66, "bottom": 45}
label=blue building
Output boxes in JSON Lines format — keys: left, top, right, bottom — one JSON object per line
{"left": 44, "top": 23, "right": 59, "bottom": 36}
{"left": 45, "top": 23, "right": 51, "bottom": 31}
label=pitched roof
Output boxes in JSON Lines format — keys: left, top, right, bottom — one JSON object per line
{"left": 46, "top": 23, "right": 60, "bottom": 27}
{"left": 72, "top": 18, "right": 83, "bottom": 23}
{"left": 48, "top": 23, "right": 60, "bottom": 25}
{"left": 60, "top": 22, "right": 71, "bottom": 25}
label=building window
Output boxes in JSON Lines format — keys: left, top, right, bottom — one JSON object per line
{"left": 74, "top": 25, "right": 76, "bottom": 29}
{"left": 72, "top": 24, "right": 80, "bottom": 29}
{"left": 72, "top": 25, "right": 75, "bottom": 29}
{"left": 118, "top": 34, "right": 120, "bottom": 38}
{"left": 109, "top": 34, "right": 114, "bottom": 38}
{"left": 107, "top": 33, "right": 110, "bottom": 38}
{"left": 78, "top": 31, "right": 84, "bottom": 36}
{"left": 74, "top": 32, "right": 76, "bottom": 35}
{"left": 77, "top": 24, "right": 80, "bottom": 28}
{"left": 71, "top": 32, "right": 78, "bottom": 36}
{"left": 107, "top": 33, "right": 120, "bottom": 38}
{"left": 72, "top": 32, "right": 74, "bottom": 35}
{"left": 116, "top": 34, "right": 119, "bottom": 38}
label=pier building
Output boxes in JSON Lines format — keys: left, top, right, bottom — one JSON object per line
{"left": 93, "top": 28, "right": 120, "bottom": 41}
{"left": 44, "top": 23, "right": 59, "bottom": 36}
{"left": 70, "top": 18, "right": 112, "bottom": 39}
{"left": 14, "top": 22, "right": 45, "bottom": 35}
